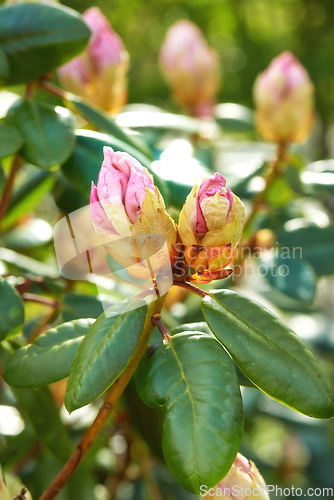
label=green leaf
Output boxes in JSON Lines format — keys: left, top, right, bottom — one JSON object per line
{"left": 0, "top": 121, "right": 23, "bottom": 158}
{"left": 202, "top": 290, "right": 334, "bottom": 418}
{"left": 260, "top": 253, "right": 316, "bottom": 303}
{"left": 6, "top": 98, "right": 75, "bottom": 169}
{"left": 0, "top": 46, "right": 9, "bottom": 80}
{"left": 0, "top": 247, "right": 59, "bottom": 278}
{"left": 3, "top": 318, "right": 94, "bottom": 388}
{"left": 65, "top": 300, "right": 148, "bottom": 412}
{"left": 61, "top": 129, "right": 169, "bottom": 202}
{"left": 214, "top": 103, "right": 255, "bottom": 132}
{"left": 277, "top": 224, "right": 334, "bottom": 276}
{"left": 13, "top": 386, "right": 72, "bottom": 461}
{"left": 2, "top": 170, "right": 54, "bottom": 230}
{"left": 68, "top": 96, "right": 152, "bottom": 159}
{"left": 116, "top": 109, "right": 204, "bottom": 135}
{"left": 136, "top": 332, "right": 243, "bottom": 494}
{"left": 0, "top": 3, "right": 90, "bottom": 85}
{"left": 265, "top": 176, "right": 295, "bottom": 207}
{"left": 62, "top": 293, "right": 116, "bottom": 322}
{"left": 302, "top": 159, "right": 334, "bottom": 195}
{"left": 171, "top": 321, "right": 213, "bottom": 336}
{"left": 53, "top": 172, "right": 87, "bottom": 213}
{"left": 171, "top": 322, "right": 255, "bottom": 388}
{"left": 0, "top": 279, "right": 24, "bottom": 341}
{"left": 2, "top": 218, "right": 52, "bottom": 250}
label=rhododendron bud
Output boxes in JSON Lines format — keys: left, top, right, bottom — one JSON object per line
{"left": 160, "top": 20, "right": 220, "bottom": 117}
{"left": 202, "top": 453, "right": 269, "bottom": 499}
{"left": 253, "top": 51, "right": 314, "bottom": 144}
{"left": 90, "top": 147, "right": 177, "bottom": 280}
{"left": 178, "top": 173, "right": 245, "bottom": 276}
{"left": 58, "top": 7, "right": 129, "bottom": 113}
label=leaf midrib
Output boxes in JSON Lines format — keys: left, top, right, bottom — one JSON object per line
{"left": 167, "top": 338, "right": 200, "bottom": 488}
{"left": 206, "top": 294, "right": 326, "bottom": 391}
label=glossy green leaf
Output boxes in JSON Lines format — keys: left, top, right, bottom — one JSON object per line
{"left": 0, "top": 3, "right": 90, "bottom": 85}
{"left": 171, "top": 321, "right": 213, "bottom": 336}
{"left": 214, "top": 103, "right": 255, "bottom": 132}
{"left": 13, "top": 386, "right": 72, "bottom": 461}
{"left": 6, "top": 98, "right": 75, "bottom": 169}
{"left": 171, "top": 322, "right": 255, "bottom": 388}
{"left": 260, "top": 253, "right": 316, "bottom": 303}
{"left": 61, "top": 130, "right": 169, "bottom": 202}
{"left": 202, "top": 290, "right": 334, "bottom": 418}
{"left": 2, "top": 170, "right": 54, "bottom": 230}
{"left": 0, "top": 279, "right": 24, "bottom": 341}
{"left": 277, "top": 224, "right": 334, "bottom": 275}
{"left": 2, "top": 218, "right": 52, "bottom": 250}
{"left": 3, "top": 318, "right": 95, "bottom": 387}
{"left": 68, "top": 96, "right": 152, "bottom": 159}
{"left": 116, "top": 109, "right": 204, "bottom": 135}
{"left": 0, "top": 121, "right": 23, "bottom": 158}
{"left": 302, "top": 159, "right": 334, "bottom": 195}
{"left": 53, "top": 172, "right": 87, "bottom": 213}
{"left": 65, "top": 300, "right": 148, "bottom": 412}
{"left": 62, "top": 293, "right": 116, "bottom": 322}
{"left": 136, "top": 332, "right": 243, "bottom": 494}
{"left": 0, "top": 247, "right": 59, "bottom": 278}
{"left": 0, "top": 46, "right": 9, "bottom": 81}
{"left": 285, "top": 164, "right": 304, "bottom": 195}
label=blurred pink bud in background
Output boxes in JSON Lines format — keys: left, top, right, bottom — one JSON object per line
{"left": 160, "top": 20, "right": 221, "bottom": 117}
{"left": 253, "top": 51, "right": 314, "bottom": 144}
{"left": 58, "top": 7, "right": 129, "bottom": 113}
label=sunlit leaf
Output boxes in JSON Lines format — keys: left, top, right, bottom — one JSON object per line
{"left": 202, "top": 289, "right": 334, "bottom": 418}
{"left": 136, "top": 331, "right": 243, "bottom": 494}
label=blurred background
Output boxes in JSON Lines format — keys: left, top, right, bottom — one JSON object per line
{"left": 1, "top": 0, "right": 334, "bottom": 499}
{"left": 62, "top": 0, "right": 334, "bottom": 140}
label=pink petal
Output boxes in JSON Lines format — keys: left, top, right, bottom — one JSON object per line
{"left": 90, "top": 182, "right": 117, "bottom": 233}
{"left": 196, "top": 173, "right": 227, "bottom": 237}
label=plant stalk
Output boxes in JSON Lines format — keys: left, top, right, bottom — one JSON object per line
{"left": 172, "top": 279, "right": 208, "bottom": 298}
{"left": 242, "top": 142, "right": 286, "bottom": 236}
{"left": 39, "top": 295, "right": 166, "bottom": 500}
{"left": 0, "top": 155, "right": 21, "bottom": 228}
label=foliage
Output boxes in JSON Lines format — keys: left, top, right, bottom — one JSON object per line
{"left": 0, "top": 2, "right": 333, "bottom": 500}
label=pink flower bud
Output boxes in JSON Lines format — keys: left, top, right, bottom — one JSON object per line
{"left": 202, "top": 453, "right": 269, "bottom": 499}
{"left": 58, "top": 7, "right": 129, "bottom": 113}
{"left": 90, "top": 147, "right": 177, "bottom": 278}
{"left": 160, "top": 20, "right": 220, "bottom": 117}
{"left": 253, "top": 51, "right": 314, "bottom": 144}
{"left": 178, "top": 173, "right": 245, "bottom": 274}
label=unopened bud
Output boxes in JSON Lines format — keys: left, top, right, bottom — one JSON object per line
{"left": 58, "top": 7, "right": 129, "bottom": 113}
{"left": 202, "top": 453, "right": 269, "bottom": 499}
{"left": 160, "top": 20, "right": 220, "bottom": 117}
{"left": 253, "top": 51, "right": 314, "bottom": 144}
{"left": 90, "top": 147, "right": 177, "bottom": 279}
{"left": 178, "top": 173, "right": 245, "bottom": 276}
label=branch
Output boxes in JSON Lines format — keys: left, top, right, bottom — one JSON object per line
{"left": 151, "top": 313, "right": 170, "bottom": 341}
{"left": 22, "top": 293, "right": 60, "bottom": 309}
{"left": 39, "top": 295, "right": 166, "bottom": 500}
{"left": 38, "top": 80, "right": 69, "bottom": 101}
{"left": 243, "top": 142, "right": 286, "bottom": 235}
{"left": 173, "top": 279, "right": 208, "bottom": 298}
{"left": 0, "top": 155, "right": 21, "bottom": 227}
